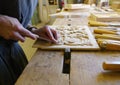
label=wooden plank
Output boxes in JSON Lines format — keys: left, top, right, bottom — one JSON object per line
{"left": 70, "top": 51, "right": 120, "bottom": 85}
{"left": 53, "top": 18, "right": 88, "bottom": 26}
{"left": 64, "top": 4, "right": 91, "bottom": 10}
{"left": 33, "top": 26, "right": 100, "bottom": 50}
{"left": 15, "top": 49, "right": 69, "bottom": 85}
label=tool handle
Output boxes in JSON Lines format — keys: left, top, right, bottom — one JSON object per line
{"left": 94, "top": 28, "right": 116, "bottom": 34}
{"left": 95, "top": 34, "right": 120, "bottom": 40}
{"left": 97, "top": 39, "right": 120, "bottom": 50}
{"left": 103, "top": 61, "right": 120, "bottom": 71}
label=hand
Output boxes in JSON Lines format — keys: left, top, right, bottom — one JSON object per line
{"left": 32, "top": 26, "right": 58, "bottom": 43}
{"left": 0, "top": 15, "right": 39, "bottom": 42}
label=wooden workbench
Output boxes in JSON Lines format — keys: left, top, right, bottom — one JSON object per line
{"left": 15, "top": 5, "right": 120, "bottom": 85}
{"left": 15, "top": 49, "right": 120, "bottom": 85}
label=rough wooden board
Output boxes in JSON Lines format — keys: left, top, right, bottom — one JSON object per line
{"left": 64, "top": 4, "right": 91, "bottom": 10}
{"left": 15, "top": 49, "right": 69, "bottom": 85}
{"left": 33, "top": 26, "right": 100, "bottom": 50}
{"left": 90, "top": 13, "right": 120, "bottom": 22}
{"left": 70, "top": 51, "right": 120, "bottom": 85}
{"left": 53, "top": 18, "right": 88, "bottom": 26}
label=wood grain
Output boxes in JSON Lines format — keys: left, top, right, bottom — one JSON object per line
{"left": 70, "top": 51, "right": 120, "bottom": 85}
{"left": 15, "top": 49, "right": 69, "bottom": 85}
{"left": 33, "top": 25, "right": 100, "bottom": 50}
{"left": 53, "top": 18, "right": 88, "bottom": 26}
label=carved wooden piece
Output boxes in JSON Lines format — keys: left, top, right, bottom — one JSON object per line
{"left": 33, "top": 26, "right": 99, "bottom": 50}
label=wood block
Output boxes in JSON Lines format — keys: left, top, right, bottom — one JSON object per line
{"left": 64, "top": 4, "right": 91, "bottom": 10}
{"left": 90, "top": 13, "right": 120, "bottom": 22}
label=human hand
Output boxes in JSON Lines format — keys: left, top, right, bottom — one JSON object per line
{"left": 0, "top": 15, "right": 39, "bottom": 42}
{"left": 32, "top": 26, "right": 58, "bottom": 43}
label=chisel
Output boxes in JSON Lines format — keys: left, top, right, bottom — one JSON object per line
{"left": 89, "top": 20, "right": 120, "bottom": 27}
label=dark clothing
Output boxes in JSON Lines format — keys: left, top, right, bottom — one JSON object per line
{"left": 0, "top": 0, "right": 38, "bottom": 28}
{"left": 0, "top": 0, "right": 38, "bottom": 85}
{"left": 0, "top": 37, "right": 28, "bottom": 85}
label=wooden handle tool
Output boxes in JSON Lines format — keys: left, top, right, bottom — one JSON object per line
{"left": 88, "top": 20, "right": 108, "bottom": 26}
{"left": 94, "top": 28, "right": 116, "bottom": 34}
{"left": 103, "top": 61, "right": 120, "bottom": 71}
{"left": 95, "top": 34, "right": 120, "bottom": 40}
{"left": 97, "top": 39, "right": 120, "bottom": 50}
{"left": 89, "top": 20, "right": 120, "bottom": 27}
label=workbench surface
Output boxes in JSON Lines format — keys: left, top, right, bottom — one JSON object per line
{"left": 15, "top": 4, "right": 120, "bottom": 85}
{"left": 15, "top": 49, "right": 120, "bottom": 85}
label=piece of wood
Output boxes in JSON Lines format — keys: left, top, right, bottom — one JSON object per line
{"left": 70, "top": 51, "right": 120, "bottom": 85}
{"left": 33, "top": 26, "right": 100, "bottom": 50}
{"left": 15, "top": 49, "right": 69, "bottom": 85}
{"left": 90, "top": 13, "right": 120, "bottom": 22}
{"left": 64, "top": 4, "right": 91, "bottom": 10}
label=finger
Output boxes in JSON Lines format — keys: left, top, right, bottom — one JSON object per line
{"left": 17, "top": 26, "right": 39, "bottom": 40}
{"left": 50, "top": 28, "right": 58, "bottom": 40}
{"left": 45, "top": 26, "right": 58, "bottom": 43}
{"left": 13, "top": 32, "right": 25, "bottom": 42}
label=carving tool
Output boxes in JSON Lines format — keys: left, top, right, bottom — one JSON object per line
{"left": 97, "top": 39, "right": 120, "bottom": 50}
{"left": 103, "top": 61, "right": 120, "bottom": 71}
{"left": 89, "top": 20, "right": 120, "bottom": 27}
{"left": 95, "top": 34, "right": 120, "bottom": 40}
{"left": 94, "top": 28, "right": 120, "bottom": 35}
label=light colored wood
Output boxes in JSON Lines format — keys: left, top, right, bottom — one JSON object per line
{"left": 90, "top": 13, "right": 120, "bottom": 22}
{"left": 38, "top": 0, "right": 50, "bottom": 23}
{"left": 33, "top": 18, "right": 99, "bottom": 50}
{"left": 64, "top": 4, "right": 91, "bottom": 10}
{"left": 33, "top": 26, "right": 100, "bottom": 50}
{"left": 15, "top": 49, "right": 69, "bottom": 85}
{"left": 16, "top": 4, "right": 120, "bottom": 85}
{"left": 94, "top": 28, "right": 116, "bottom": 34}
{"left": 49, "top": 6, "right": 91, "bottom": 18}
{"left": 53, "top": 18, "right": 88, "bottom": 26}
{"left": 70, "top": 51, "right": 120, "bottom": 85}
{"left": 84, "top": 0, "right": 96, "bottom": 5}
{"left": 19, "top": 38, "right": 37, "bottom": 61}
{"left": 95, "top": 34, "right": 120, "bottom": 40}
{"left": 97, "top": 39, "right": 120, "bottom": 50}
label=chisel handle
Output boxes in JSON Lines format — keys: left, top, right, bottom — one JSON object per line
{"left": 94, "top": 28, "right": 116, "bottom": 34}
{"left": 103, "top": 61, "right": 120, "bottom": 71}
